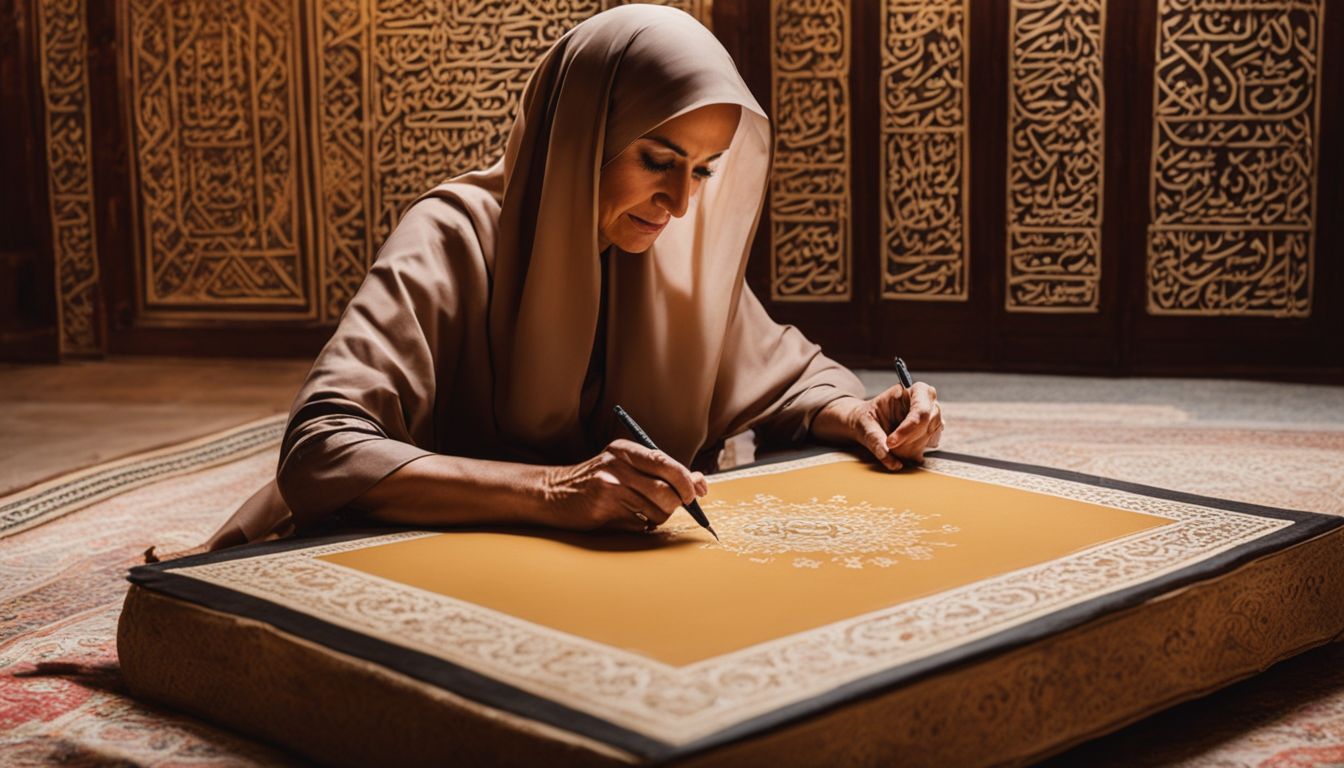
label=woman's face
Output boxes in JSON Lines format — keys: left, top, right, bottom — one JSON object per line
{"left": 598, "top": 103, "right": 740, "bottom": 253}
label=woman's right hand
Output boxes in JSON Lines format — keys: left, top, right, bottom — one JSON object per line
{"left": 541, "top": 439, "right": 709, "bottom": 533}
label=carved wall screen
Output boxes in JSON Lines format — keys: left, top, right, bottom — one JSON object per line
{"left": 1005, "top": 0, "right": 1105, "bottom": 312}
{"left": 36, "top": 0, "right": 101, "bottom": 354}
{"left": 878, "top": 0, "right": 970, "bottom": 302}
{"left": 118, "top": 0, "right": 710, "bottom": 325}
{"left": 123, "top": 0, "right": 314, "bottom": 320}
{"left": 769, "top": 0, "right": 852, "bottom": 301}
{"left": 23, "top": 0, "right": 1339, "bottom": 374}
{"left": 1146, "top": 0, "right": 1323, "bottom": 317}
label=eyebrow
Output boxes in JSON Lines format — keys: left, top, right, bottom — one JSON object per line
{"left": 646, "top": 135, "right": 726, "bottom": 162}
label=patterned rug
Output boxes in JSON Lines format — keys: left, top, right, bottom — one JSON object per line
{"left": 1, "top": 406, "right": 1341, "bottom": 766}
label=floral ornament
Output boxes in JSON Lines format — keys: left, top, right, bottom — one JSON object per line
{"left": 659, "top": 494, "right": 959, "bottom": 570}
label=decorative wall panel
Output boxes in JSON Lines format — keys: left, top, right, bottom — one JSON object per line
{"left": 125, "top": 0, "right": 313, "bottom": 318}
{"left": 769, "top": 0, "right": 852, "bottom": 302}
{"left": 1146, "top": 0, "right": 1322, "bottom": 317}
{"left": 880, "top": 0, "right": 969, "bottom": 301}
{"left": 312, "top": 0, "right": 711, "bottom": 320}
{"left": 37, "top": 0, "right": 101, "bottom": 354}
{"left": 1005, "top": 0, "right": 1104, "bottom": 312}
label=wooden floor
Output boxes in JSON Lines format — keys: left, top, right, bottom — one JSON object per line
{"left": 0, "top": 356, "right": 310, "bottom": 497}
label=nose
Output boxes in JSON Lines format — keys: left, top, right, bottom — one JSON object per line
{"left": 654, "top": 167, "right": 693, "bottom": 219}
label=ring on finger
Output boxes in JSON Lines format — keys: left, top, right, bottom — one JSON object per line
{"left": 633, "top": 510, "right": 656, "bottom": 532}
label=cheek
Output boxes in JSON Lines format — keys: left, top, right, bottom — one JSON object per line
{"left": 599, "top": 163, "right": 649, "bottom": 224}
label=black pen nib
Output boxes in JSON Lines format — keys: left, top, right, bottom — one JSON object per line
{"left": 706, "top": 525, "right": 720, "bottom": 542}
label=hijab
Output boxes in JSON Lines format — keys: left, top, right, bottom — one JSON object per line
{"left": 426, "top": 4, "right": 777, "bottom": 465}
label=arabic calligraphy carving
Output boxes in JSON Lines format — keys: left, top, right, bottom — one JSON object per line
{"left": 770, "top": 0, "right": 852, "bottom": 301}
{"left": 125, "top": 0, "right": 313, "bottom": 318}
{"left": 1146, "top": 0, "right": 1321, "bottom": 317}
{"left": 37, "top": 0, "right": 102, "bottom": 354}
{"left": 881, "top": 0, "right": 969, "bottom": 301}
{"left": 1006, "top": 0, "right": 1105, "bottom": 312}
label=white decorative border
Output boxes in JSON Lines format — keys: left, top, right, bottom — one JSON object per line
{"left": 172, "top": 453, "right": 1289, "bottom": 745}
{"left": 0, "top": 415, "right": 285, "bottom": 539}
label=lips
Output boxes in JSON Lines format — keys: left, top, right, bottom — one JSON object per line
{"left": 627, "top": 213, "right": 668, "bottom": 234}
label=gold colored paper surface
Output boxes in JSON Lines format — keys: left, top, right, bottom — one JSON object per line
{"left": 322, "top": 457, "right": 1170, "bottom": 666}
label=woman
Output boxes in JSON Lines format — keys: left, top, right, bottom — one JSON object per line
{"left": 200, "top": 5, "right": 942, "bottom": 552}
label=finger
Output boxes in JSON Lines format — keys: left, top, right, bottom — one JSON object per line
{"left": 890, "top": 410, "right": 941, "bottom": 460}
{"left": 924, "top": 411, "right": 944, "bottom": 451}
{"left": 620, "top": 473, "right": 682, "bottom": 522}
{"left": 927, "top": 424, "right": 943, "bottom": 450}
{"left": 891, "top": 431, "right": 935, "bottom": 464}
{"left": 914, "top": 427, "right": 938, "bottom": 461}
{"left": 693, "top": 471, "right": 709, "bottom": 497}
{"left": 888, "top": 386, "right": 936, "bottom": 446}
{"left": 613, "top": 491, "right": 666, "bottom": 530}
{"left": 611, "top": 442, "right": 699, "bottom": 505}
{"left": 858, "top": 413, "right": 902, "bottom": 471}
{"left": 892, "top": 407, "right": 943, "bottom": 462}
{"left": 873, "top": 383, "right": 909, "bottom": 428}
{"left": 890, "top": 422, "right": 938, "bottom": 460}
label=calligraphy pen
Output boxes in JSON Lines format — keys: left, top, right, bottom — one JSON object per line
{"left": 893, "top": 356, "right": 917, "bottom": 467}
{"left": 893, "top": 355, "right": 914, "bottom": 393}
{"left": 612, "top": 405, "right": 720, "bottom": 542}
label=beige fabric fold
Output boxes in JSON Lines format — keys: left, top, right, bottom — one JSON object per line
{"left": 209, "top": 5, "right": 865, "bottom": 544}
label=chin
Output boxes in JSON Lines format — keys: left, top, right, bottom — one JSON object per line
{"left": 612, "top": 231, "right": 659, "bottom": 254}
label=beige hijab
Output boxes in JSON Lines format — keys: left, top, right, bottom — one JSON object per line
{"left": 199, "top": 5, "right": 865, "bottom": 549}
{"left": 445, "top": 4, "right": 780, "bottom": 464}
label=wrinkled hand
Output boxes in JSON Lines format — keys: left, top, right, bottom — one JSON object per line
{"left": 811, "top": 384, "right": 944, "bottom": 470}
{"left": 542, "top": 439, "right": 709, "bottom": 532}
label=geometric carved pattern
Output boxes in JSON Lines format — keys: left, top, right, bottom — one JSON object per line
{"left": 770, "top": 0, "right": 852, "bottom": 301}
{"left": 313, "top": 0, "right": 712, "bottom": 319}
{"left": 1146, "top": 0, "right": 1321, "bottom": 317}
{"left": 880, "top": 0, "right": 970, "bottom": 301}
{"left": 37, "top": 0, "right": 102, "bottom": 354}
{"left": 124, "top": 0, "right": 312, "bottom": 317}
{"left": 1006, "top": 0, "right": 1105, "bottom": 312}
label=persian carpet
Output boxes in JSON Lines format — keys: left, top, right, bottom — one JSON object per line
{"left": 2, "top": 405, "right": 1343, "bottom": 766}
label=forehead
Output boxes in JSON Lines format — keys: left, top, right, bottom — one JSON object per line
{"left": 641, "top": 104, "right": 740, "bottom": 155}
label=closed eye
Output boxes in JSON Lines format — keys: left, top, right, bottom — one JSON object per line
{"left": 640, "top": 152, "right": 715, "bottom": 180}
{"left": 640, "top": 152, "right": 675, "bottom": 173}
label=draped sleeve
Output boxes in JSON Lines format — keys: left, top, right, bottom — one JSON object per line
{"left": 709, "top": 284, "right": 868, "bottom": 449}
{"left": 275, "top": 198, "right": 480, "bottom": 528}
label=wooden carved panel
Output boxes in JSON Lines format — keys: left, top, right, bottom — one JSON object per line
{"left": 312, "top": 0, "right": 711, "bottom": 320}
{"left": 1005, "top": 0, "right": 1105, "bottom": 313}
{"left": 125, "top": 0, "right": 313, "bottom": 319}
{"left": 1146, "top": 0, "right": 1322, "bottom": 317}
{"left": 769, "top": 0, "right": 852, "bottom": 302}
{"left": 880, "top": 0, "right": 969, "bottom": 302}
{"left": 37, "top": 0, "right": 102, "bottom": 354}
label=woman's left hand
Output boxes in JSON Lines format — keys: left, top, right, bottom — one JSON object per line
{"left": 810, "top": 384, "right": 944, "bottom": 471}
